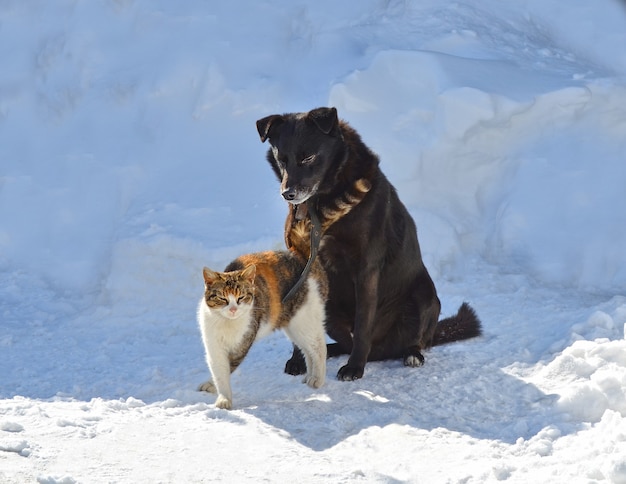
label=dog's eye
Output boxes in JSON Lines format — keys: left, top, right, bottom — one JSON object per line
{"left": 302, "top": 154, "right": 316, "bottom": 165}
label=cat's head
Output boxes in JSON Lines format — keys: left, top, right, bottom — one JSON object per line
{"left": 202, "top": 265, "right": 256, "bottom": 320}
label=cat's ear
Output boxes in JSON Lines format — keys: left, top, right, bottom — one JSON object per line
{"left": 256, "top": 114, "right": 284, "bottom": 143}
{"left": 203, "top": 267, "right": 220, "bottom": 285}
{"left": 240, "top": 264, "right": 256, "bottom": 283}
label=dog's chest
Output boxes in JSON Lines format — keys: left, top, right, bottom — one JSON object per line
{"left": 319, "top": 231, "right": 357, "bottom": 274}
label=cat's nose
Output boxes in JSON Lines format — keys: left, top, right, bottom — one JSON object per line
{"left": 229, "top": 306, "right": 237, "bottom": 315}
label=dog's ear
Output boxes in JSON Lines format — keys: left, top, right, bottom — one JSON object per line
{"left": 256, "top": 114, "right": 284, "bottom": 143}
{"left": 307, "top": 107, "right": 338, "bottom": 135}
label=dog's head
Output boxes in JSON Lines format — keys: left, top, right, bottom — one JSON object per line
{"left": 256, "top": 107, "right": 345, "bottom": 205}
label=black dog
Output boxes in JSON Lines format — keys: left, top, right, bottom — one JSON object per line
{"left": 256, "top": 107, "right": 481, "bottom": 381}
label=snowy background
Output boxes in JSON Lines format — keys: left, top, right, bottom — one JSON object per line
{"left": 2, "top": 0, "right": 626, "bottom": 482}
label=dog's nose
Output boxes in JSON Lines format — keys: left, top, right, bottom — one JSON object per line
{"left": 282, "top": 188, "right": 297, "bottom": 201}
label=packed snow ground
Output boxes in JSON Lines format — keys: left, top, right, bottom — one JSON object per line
{"left": 2, "top": 1, "right": 626, "bottom": 482}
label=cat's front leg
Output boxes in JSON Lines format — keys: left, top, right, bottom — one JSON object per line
{"left": 199, "top": 378, "right": 232, "bottom": 409}
{"left": 203, "top": 348, "right": 234, "bottom": 409}
{"left": 210, "top": 364, "right": 233, "bottom": 410}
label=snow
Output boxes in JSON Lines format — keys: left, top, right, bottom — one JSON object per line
{"left": 1, "top": 0, "right": 626, "bottom": 482}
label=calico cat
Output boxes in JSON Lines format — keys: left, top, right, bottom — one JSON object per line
{"left": 197, "top": 250, "right": 328, "bottom": 410}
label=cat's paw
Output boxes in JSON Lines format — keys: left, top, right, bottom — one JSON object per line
{"left": 303, "top": 374, "right": 324, "bottom": 389}
{"left": 198, "top": 380, "right": 217, "bottom": 393}
{"left": 215, "top": 395, "right": 232, "bottom": 410}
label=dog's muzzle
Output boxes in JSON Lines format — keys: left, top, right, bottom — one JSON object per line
{"left": 281, "top": 188, "right": 311, "bottom": 205}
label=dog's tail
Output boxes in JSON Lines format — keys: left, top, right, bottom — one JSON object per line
{"left": 432, "top": 302, "right": 482, "bottom": 346}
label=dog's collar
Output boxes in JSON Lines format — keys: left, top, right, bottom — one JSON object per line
{"left": 282, "top": 199, "right": 323, "bottom": 304}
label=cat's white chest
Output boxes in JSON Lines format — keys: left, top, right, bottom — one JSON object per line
{"left": 198, "top": 299, "right": 251, "bottom": 348}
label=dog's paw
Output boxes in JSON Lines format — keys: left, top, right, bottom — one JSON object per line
{"left": 337, "top": 364, "right": 364, "bottom": 381}
{"left": 198, "top": 380, "right": 217, "bottom": 393}
{"left": 403, "top": 345, "right": 425, "bottom": 367}
{"left": 303, "top": 374, "right": 325, "bottom": 389}
{"left": 404, "top": 346, "right": 424, "bottom": 368}
{"left": 215, "top": 395, "right": 232, "bottom": 410}
{"left": 285, "top": 355, "right": 307, "bottom": 376}
{"left": 403, "top": 354, "right": 425, "bottom": 367}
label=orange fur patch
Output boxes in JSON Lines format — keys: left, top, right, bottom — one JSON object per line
{"left": 238, "top": 252, "right": 282, "bottom": 323}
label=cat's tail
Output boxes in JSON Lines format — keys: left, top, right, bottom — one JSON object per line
{"left": 432, "top": 302, "right": 482, "bottom": 346}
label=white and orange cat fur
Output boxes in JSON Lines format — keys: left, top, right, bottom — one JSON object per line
{"left": 197, "top": 250, "right": 327, "bottom": 409}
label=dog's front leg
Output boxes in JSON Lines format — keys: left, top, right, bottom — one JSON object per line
{"left": 337, "top": 269, "right": 379, "bottom": 381}
{"left": 284, "top": 344, "right": 306, "bottom": 375}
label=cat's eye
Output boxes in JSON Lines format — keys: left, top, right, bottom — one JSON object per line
{"left": 302, "top": 154, "right": 316, "bottom": 165}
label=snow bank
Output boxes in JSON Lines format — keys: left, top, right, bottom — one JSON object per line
{"left": 2, "top": 0, "right": 625, "bottom": 300}
{"left": 330, "top": 49, "right": 626, "bottom": 291}
{"left": 514, "top": 299, "right": 626, "bottom": 423}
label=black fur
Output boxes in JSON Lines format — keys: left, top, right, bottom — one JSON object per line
{"left": 256, "top": 107, "right": 481, "bottom": 380}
